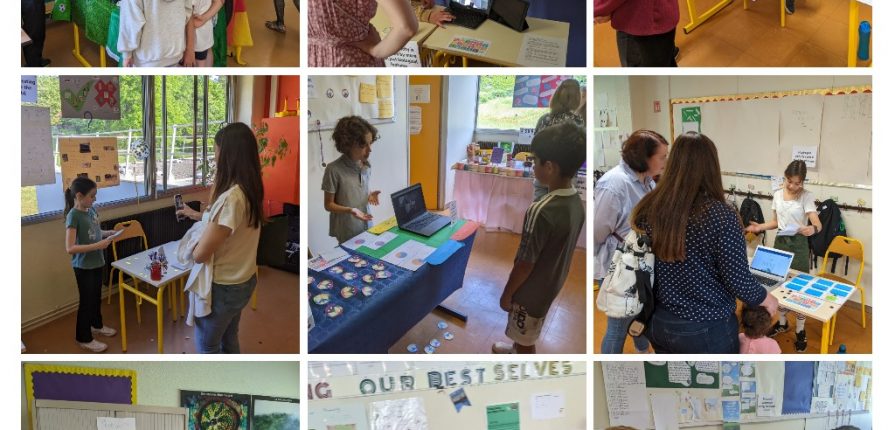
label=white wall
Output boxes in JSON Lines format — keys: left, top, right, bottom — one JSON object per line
{"left": 593, "top": 76, "right": 633, "bottom": 169}
{"left": 442, "top": 76, "right": 479, "bottom": 205}
{"left": 22, "top": 361, "right": 300, "bottom": 430}
{"left": 608, "top": 75, "right": 874, "bottom": 307}
{"left": 307, "top": 77, "right": 410, "bottom": 254}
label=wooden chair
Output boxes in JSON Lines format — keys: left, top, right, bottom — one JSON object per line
{"left": 818, "top": 236, "right": 866, "bottom": 345}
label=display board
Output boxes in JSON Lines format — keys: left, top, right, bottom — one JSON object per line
{"left": 598, "top": 361, "right": 871, "bottom": 430}
{"left": 58, "top": 136, "right": 121, "bottom": 189}
{"left": 32, "top": 399, "right": 187, "bottom": 430}
{"left": 59, "top": 76, "right": 121, "bottom": 120}
{"left": 671, "top": 87, "right": 872, "bottom": 186}
{"left": 21, "top": 106, "right": 55, "bottom": 186}
{"left": 308, "top": 76, "right": 396, "bottom": 130}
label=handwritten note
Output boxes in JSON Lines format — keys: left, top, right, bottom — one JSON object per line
{"left": 602, "top": 362, "right": 650, "bottom": 429}
{"left": 97, "top": 417, "right": 136, "bottom": 430}
{"left": 385, "top": 41, "right": 423, "bottom": 67}
{"left": 668, "top": 362, "right": 692, "bottom": 386}
{"left": 377, "top": 99, "right": 394, "bottom": 119}
{"left": 516, "top": 35, "right": 567, "bottom": 67}
{"left": 359, "top": 83, "right": 376, "bottom": 104}
{"left": 376, "top": 76, "right": 393, "bottom": 98}
{"left": 448, "top": 36, "right": 491, "bottom": 55}
{"left": 531, "top": 392, "right": 565, "bottom": 420}
{"left": 409, "top": 105, "right": 422, "bottom": 135}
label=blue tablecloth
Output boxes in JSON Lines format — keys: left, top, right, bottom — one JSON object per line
{"left": 308, "top": 232, "right": 476, "bottom": 353}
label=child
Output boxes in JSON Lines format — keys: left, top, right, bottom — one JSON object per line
{"left": 322, "top": 116, "right": 382, "bottom": 244}
{"left": 745, "top": 160, "right": 822, "bottom": 352}
{"left": 493, "top": 122, "right": 586, "bottom": 354}
{"left": 739, "top": 306, "right": 782, "bottom": 354}
{"left": 118, "top": 0, "right": 192, "bottom": 67}
{"left": 412, "top": 0, "right": 455, "bottom": 27}
{"left": 186, "top": 0, "right": 225, "bottom": 67}
{"left": 266, "top": 0, "right": 300, "bottom": 33}
{"left": 594, "top": 0, "right": 679, "bottom": 67}
{"left": 64, "top": 177, "right": 121, "bottom": 353}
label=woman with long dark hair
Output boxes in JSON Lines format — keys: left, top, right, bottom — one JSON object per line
{"left": 178, "top": 122, "right": 265, "bottom": 353}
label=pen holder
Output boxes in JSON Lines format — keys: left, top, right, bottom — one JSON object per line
{"left": 150, "top": 261, "right": 162, "bottom": 281}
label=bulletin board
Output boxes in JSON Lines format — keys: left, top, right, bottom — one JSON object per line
{"left": 21, "top": 106, "right": 55, "bottom": 187}
{"left": 308, "top": 76, "right": 396, "bottom": 131}
{"left": 58, "top": 136, "right": 121, "bottom": 189}
{"left": 599, "top": 361, "right": 871, "bottom": 430}
{"left": 58, "top": 75, "right": 121, "bottom": 120}
{"left": 670, "top": 86, "right": 872, "bottom": 186}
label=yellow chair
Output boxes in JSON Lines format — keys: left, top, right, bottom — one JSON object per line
{"left": 514, "top": 152, "right": 532, "bottom": 161}
{"left": 107, "top": 221, "right": 148, "bottom": 305}
{"left": 818, "top": 236, "right": 866, "bottom": 346}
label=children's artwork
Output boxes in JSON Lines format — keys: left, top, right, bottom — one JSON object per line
{"left": 382, "top": 240, "right": 436, "bottom": 271}
{"left": 450, "top": 388, "right": 472, "bottom": 412}
{"left": 721, "top": 400, "right": 740, "bottom": 423}
{"left": 21, "top": 75, "right": 37, "bottom": 103}
{"left": 344, "top": 231, "right": 398, "bottom": 251}
{"left": 309, "top": 76, "right": 395, "bottom": 130}
{"left": 703, "top": 398, "right": 722, "bottom": 421}
{"left": 58, "top": 136, "right": 120, "bottom": 189}
{"left": 601, "top": 362, "right": 650, "bottom": 429}
{"left": 782, "top": 362, "right": 815, "bottom": 414}
{"left": 644, "top": 361, "right": 720, "bottom": 389}
{"left": 59, "top": 76, "right": 121, "bottom": 120}
{"left": 21, "top": 106, "right": 55, "bottom": 187}
{"left": 369, "top": 397, "right": 428, "bottom": 430}
{"left": 516, "top": 34, "right": 567, "bottom": 67}
{"left": 251, "top": 396, "right": 299, "bottom": 430}
{"left": 512, "top": 76, "right": 570, "bottom": 108}
{"left": 448, "top": 36, "right": 491, "bottom": 55}
{"left": 486, "top": 403, "right": 520, "bottom": 430}
{"left": 721, "top": 362, "right": 740, "bottom": 397}
{"left": 740, "top": 379, "right": 757, "bottom": 414}
{"left": 180, "top": 390, "right": 251, "bottom": 430}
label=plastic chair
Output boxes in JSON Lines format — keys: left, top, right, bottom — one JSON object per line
{"left": 514, "top": 152, "right": 532, "bottom": 161}
{"left": 818, "top": 236, "right": 866, "bottom": 345}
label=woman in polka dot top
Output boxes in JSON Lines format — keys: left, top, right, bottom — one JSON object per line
{"left": 630, "top": 132, "right": 779, "bottom": 354}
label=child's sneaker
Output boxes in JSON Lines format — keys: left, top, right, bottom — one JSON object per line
{"left": 785, "top": 0, "right": 795, "bottom": 14}
{"left": 794, "top": 330, "right": 807, "bottom": 353}
{"left": 91, "top": 326, "right": 117, "bottom": 337}
{"left": 491, "top": 341, "right": 517, "bottom": 354}
{"left": 78, "top": 339, "right": 108, "bottom": 353}
{"left": 768, "top": 321, "right": 789, "bottom": 337}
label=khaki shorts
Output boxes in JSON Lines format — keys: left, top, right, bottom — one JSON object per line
{"left": 505, "top": 303, "right": 547, "bottom": 347}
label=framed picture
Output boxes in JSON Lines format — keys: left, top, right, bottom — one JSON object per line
{"left": 252, "top": 396, "right": 300, "bottom": 430}
{"left": 181, "top": 390, "right": 251, "bottom": 430}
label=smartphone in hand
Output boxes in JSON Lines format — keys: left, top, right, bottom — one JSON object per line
{"left": 175, "top": 194, "right": 185, "bottom": 221}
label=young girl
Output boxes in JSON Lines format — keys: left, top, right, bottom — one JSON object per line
{"left": 118, "top": 0, "right": 192, "bottom": 67}
{"left": 322, "top": 116, "right": 382, "bottom": 244}
{"left": 185, "top": 0, "right": 225, "bottom": 67}
{"left": 739, "top": 306, "right": 782, "bottom": 354}
{"left": 745, "top": 160, "right": 822, "bottom": 352}
{"left": 64, "top": 177, "right": 120, "bottom": 353}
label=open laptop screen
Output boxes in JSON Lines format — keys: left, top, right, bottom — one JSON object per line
{"left": 750, "top": 246, "right": 794, "bottom": 278}
{"left": 392, "top": 184, "right": 427, "bottom": 225}
{"left": 453, "top": 0, "right": 492, "bottom": 11}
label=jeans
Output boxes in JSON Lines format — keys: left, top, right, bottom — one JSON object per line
{"left": 616, "top": 29, "right": 678, "bottom": 67}
{"left": 602, "top": 315, "right": 651, "bottom": 353}
{"left": 73, "top": 267, "right": 105, "bottom": 343}
{"left": 645, "top": 307, "right": 739, "bottom": 354}
{"left": 194, "top": 276, "right": 256, "bottom": 353}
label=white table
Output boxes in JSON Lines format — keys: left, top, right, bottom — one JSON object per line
{"left": 112, "top": 241, "right": 191, "bottom": 353}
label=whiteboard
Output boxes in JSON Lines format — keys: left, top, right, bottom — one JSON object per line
{"left": 21, "top": 106, "right": 55, "bottom": 187}
{"left": 672, "top": 91, "right": 872, "bottom": 185}
{"left": 308, "top": 76, "right": 396, "bottom": 131}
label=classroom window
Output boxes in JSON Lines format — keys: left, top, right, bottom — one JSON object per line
{"left": 475, "top": 75, "right": 586, "bottom": 132}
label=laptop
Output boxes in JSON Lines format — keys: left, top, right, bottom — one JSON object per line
{"left": 446, "top": 0, "right": 492, "bottom": 29}
{"left": 391, "top": 183, "right": 451, "bottom": 237}
{"left": 749, "top": 245, "right": 795, "bottom": 289}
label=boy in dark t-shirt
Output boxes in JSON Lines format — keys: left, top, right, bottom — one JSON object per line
{"left": 493, "top": 123, "right": 586, "bottom": 354}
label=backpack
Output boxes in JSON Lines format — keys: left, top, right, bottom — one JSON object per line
{"left": 810, "top": 199, "right": 848, "bottom": 272}
{"left": 596, "top": 230, "right": 656, "bottom": 331}
{"left": 739, "top": 196, "right": 765, "bottom": 244}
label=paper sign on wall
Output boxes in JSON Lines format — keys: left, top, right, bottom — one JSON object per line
{"left": 359, "top": 83, "right": 376, "bottom": 104}
{"left": 370, "top": 397, "right": 428, "bottom": 430}
{"left": 21, "top": 106, "right": 55, "bottom": 187}
{"left": 97, "top": 417, "right": 136, "bottom": 430}
{"left": 376, "top": 76, "right": 393, "bottom": 98}
{"left": 486, "top": 403, "right": 520, "bottom": 430}
{"left": 377, "top": 99, "right": 394, "bottom": 119}
{"left": 792, "top": 146, "right": 818, "bottom": 168}
{"left": 59, "top": 76, "right": 121, "bottom": 120}
{"left": 531, "top": 392, "right": 565, "bottom": 420}
{"left": 59, "top": 136, "right": 120, "bottom": 189}
{"left": 756, "top": 394, "right": 776, "bottom": 417}
{"left": 385, "top": 41, "right": 423, "bottom": 67}
{"left": 409, "top": 105, "right": 423, "bottom": 135}
{"left": 22, "top": 75, "right": 37, "bottom": 103}
{"left": 410, "top": 85, "right": 431, "bottom": 104}
{"left": 681, "top": 106, "right": 701, "bottom": 134}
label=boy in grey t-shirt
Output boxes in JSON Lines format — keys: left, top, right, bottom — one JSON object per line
{"left": 494, "top": 123, "right": 586, "bottom": 354}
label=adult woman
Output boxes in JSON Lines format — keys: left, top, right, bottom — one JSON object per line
{"left": 594, "top": 0, "right": 679, "bottom": 67}
{"left": 532, "top": 79, "right": 584, "bottom": 201}
{"left": 594, "top": 130, "right": 668, "bottom": 354}
{"left": 308, "top": 0, "right": 418, "bottom": 67}
{"left": 630, "top": 132, "right": 778, "bottom": 354}
{"left": 177, "top": 123, "right": 265, "bottom": 354}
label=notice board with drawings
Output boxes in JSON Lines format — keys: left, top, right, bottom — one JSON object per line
{"left": 58, "top": 137, "right": 121, "bottom": 189}
{"left": 671, "top": 87, "right": 872, "bottom": 186}
{"left": 308, "top": 76, "right": 396, "bottom": 131}
{"left": 21, "top": 106, "right": 55, "bottom": 187}
{"left": 598, "top": 361, "right": 872, "bottom": 430}
{"left": 58, "top": 76, "right": 121, "bottom": 120}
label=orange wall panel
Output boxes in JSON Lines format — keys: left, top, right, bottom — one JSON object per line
{"left": 408, "top": 76, "right": 443, "bottom": 210}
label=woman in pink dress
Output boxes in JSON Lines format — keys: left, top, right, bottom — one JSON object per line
{"left": 309, "top": 0, "right": 418, "bottom": 67}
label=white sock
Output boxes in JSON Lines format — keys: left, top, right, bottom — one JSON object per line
{"left": 796, "top": 314, "right": 806, "bottom": 332}
{"left": 778, "top": 311, "right": 788, "bottom": 325}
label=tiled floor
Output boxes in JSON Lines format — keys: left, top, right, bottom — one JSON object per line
{"left": 24, "top": 1, "right": 299, "bottom": 68}
{"left": 388, "top": 228, "right": 587, "bottom": 354}
{"left": 594, "top": 0, "right": 872, "bottom": 67}
{"left": 593, "top": 284, "right": 872, "bottom": 354}
{"left": 21, "top": 267, "right": 300, "bottom": 354}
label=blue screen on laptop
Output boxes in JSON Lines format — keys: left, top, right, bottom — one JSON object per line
{"left": 751, "top": 247, "right": 793, "bottom": 278}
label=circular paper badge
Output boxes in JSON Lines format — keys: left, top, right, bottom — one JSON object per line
{"left": 340, "top": 286, "right": 357, "bottom": 299}
{"left": 361, "top": 286, "right": 375, "bottom": 297}
{"left": 430, "top": 339, "right": 441, "bottom": 348}
{"left": 443, "top": 331, "right": 454, "bottom": 341}
{"left": 376, "top": 270, "right": 391, "bottom": 279}
{"left": 407, "top": 343, "right": 419, "bottom": 353}
{"left": 354, "top": 260, "right": 369, "bottom": 268}
{"left": 313, "top": 293, "right": 331, "bottom": 305}
{"left": 347, "top": 255, "right": 362, "bottom": 263}
{"left": 362, "top": 274, "right": 375, "bottom": 283}
{"left": 342, "top": 272, "right": 358, "bottom": 281}
{"left": 424, "top": 345, "right": 435, "bottom": 354}
{"left": 317, "top": 280, "right": 334, "bottom": 290}
{"left": 372, "top": 263, "right": 386, "bottom": 271}
{"left": 325, "top": 304, "right": 343, "bottom": 318}
{"left": 437, "top": 321, "right": 448, "bottom": 330}
{"left": 328, "top": 266, "right": 344, "bottom": 274}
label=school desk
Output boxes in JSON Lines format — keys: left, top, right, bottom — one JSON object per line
{"left": 769, "top": 271, "right": 858, "bottom": 354}
{"left": 308, "top": 228, "right": 476, "bottom": 353}
{"left": 370, "top": 4, "right": 439, "bottom": 65}
{"left": 113, "top": 241, "right": 189, "bottom": 354}
{"left": 421, "top": 17, "right": 569, "bottom": 67}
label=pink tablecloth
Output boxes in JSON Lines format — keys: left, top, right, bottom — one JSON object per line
{"left": 453, "top": 169, "right": 586, "bottom": 248}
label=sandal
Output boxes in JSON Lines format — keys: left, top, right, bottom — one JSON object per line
{"left": 265, "top": 21, "right": 286, "bottom": 34}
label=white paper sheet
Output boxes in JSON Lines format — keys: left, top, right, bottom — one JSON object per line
{"left": 309, "top": 246, "right": 351, "bottom": 271}
{"left": 755, "top": 362, "right": 785, "bottom": 417}
{"left": 531, "top": 392, "right": 565, "bottom": 420}
{"left": 381, "top": 240, "right": 436, "bottom": 271}
{"left": 343, "top": 231, "right": 398, "bottom": 251}
{"left": 410, "top": 85, "right": 431, "bottom": 103}
{"left": 21, "top": 106, "right": 55, "bottom": 187}
{"left": 409, "top": 105, "right": 423, "bottom": 135}
{"left": 309, "top": 403, "right": 370, "bottom": 430}
{"left": 757, "top": 394, "right": 776, "bottom": 417}
{"left": 96, "top": 417, "right": 136, "bottom": 430}
{"left": 650, "top": 393, "right": 680, "bottom": 430}
{"left": 385, "top": 41, "right": 423, "bottom": 67}
{"left": 602, "top": 362, "right": 650, "bottom": 429}
{"left": 516, "top": 34, "right": 567, "bottom": 67}
{"left": 369, "top": 397, "right": 428, "bottom": 430}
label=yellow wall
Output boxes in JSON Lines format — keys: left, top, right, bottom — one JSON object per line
{"left": 409, "top": 76, "right": 443, "bottom": 210}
